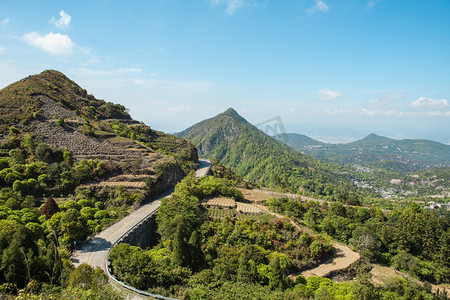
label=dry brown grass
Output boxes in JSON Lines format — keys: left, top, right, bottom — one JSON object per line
{"left": 204, "top": 198, "right": 236, "bottom": 208}
{"left": 238, "top": 188, "right": 274, "bottom": 202}
{"left": 370, "top": 264, "right": 450, "bottom": 294}
{"left": 236, "top": 202, "right": 264, "bottom": 214}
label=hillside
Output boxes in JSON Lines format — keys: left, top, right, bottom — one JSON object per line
{"left": 0, "top": 70, "right": 199, "bottom": 297}
{"left": 176, "top": 108, "right": 357, "bottom": 197}
{"left": 0, "top": 70, "right": 199, "bottom": 195}
{"left": 275, "top": 132, "right": 450, "bottom": 172}
{"left": 0, "top": 69, "right": 132, "bottom": 132}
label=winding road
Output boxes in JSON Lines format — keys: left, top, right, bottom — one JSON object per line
{"left": 71, "top": 160, "right": 360, "bottom": 298}
{"left": 70, "top": 159, "right": 211, "bottom": 272}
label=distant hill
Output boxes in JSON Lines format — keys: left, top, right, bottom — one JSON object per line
{"left": 176, "top": 108, "right": 357, "bottom": 196}
{"left": 280, "top": 133, "right": 325, "bottom": 148}
{"left": 274, "top": 132, "right": 450, "bottom": 172}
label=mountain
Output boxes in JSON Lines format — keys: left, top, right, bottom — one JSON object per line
{"left": 274, "top": 132, "right": 450, "bottom": 172}
{"left": 0, "top": 70, "right": 198, "bottom": 194}
{"left": 176, "top": 108, "right": 357, "bottom": 196}
{"left": 0, "top": 69, "right": 132, "bottom": 133}
{"left": 279, "top": 133, "right": 324, "bottom": 148}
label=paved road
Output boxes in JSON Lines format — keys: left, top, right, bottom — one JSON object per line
{"left": 195, "top": 159, "right": 211, "bottom": 178}
{"left": 70, "top": 159, "right": 211, "bottom": 272}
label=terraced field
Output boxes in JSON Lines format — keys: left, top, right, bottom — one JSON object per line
{"left": 32, "top": 96, "right": 165, "bottom": 173}
{"left": 236, "top": 202, "right": 264, "bottom": 214}
{"left": 204, "top": 197, "right": 236, "bottom": 208}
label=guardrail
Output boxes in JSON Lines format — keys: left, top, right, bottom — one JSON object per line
{"left": 105, "top": 210, "right": 178, "bottom": 300}
{"left": 105, "top": 160, "right": 211, "bottom": 299}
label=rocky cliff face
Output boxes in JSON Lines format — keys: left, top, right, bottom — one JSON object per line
{"left": 147, "top": 159, "right": 186, "bottom": 198}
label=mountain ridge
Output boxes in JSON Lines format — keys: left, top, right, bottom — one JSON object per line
{"left": 176, "top": 108, "right": 358, "bottom": 197}
{"left": 275, "top": 132, "right": 450, "bottom": 172}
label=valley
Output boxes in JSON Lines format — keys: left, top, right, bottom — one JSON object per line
{"left": 0, "top": 71, "right": 448, "bottom": 299}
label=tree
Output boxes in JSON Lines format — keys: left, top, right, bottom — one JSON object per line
{"left": 188, "top": 230, "right": 205, "bottom": 272}
{"left": 60, "top": 208, "right": 88, "bottom": 247}
{"left": 68, "top": 263, "right": 107, "bottom": 289}
{"left": 57, "top": 117, "right": 65, "bottom": 126}
{"left": 268, "top": 255, "right": 286, "bottom": 290}
{"left": 63, "top": 149, "right": 73, "bottom": 165}
{"left": 41, "top": 196, "right": 61, "bottom": 219}
{"left": 1, "top": 226, "right": 38, "bottom": 288}
{"left": 172, "top": 221, "right": 190, "bottom": 268}
{"left": 35, "top": 143, "right": 53, "bottom": 162}
{"left": 9, "top": 126, "right": 20, "bottom": 136}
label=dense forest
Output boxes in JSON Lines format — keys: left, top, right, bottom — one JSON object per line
{"left": 0, "top": 70, "right": 200, "bottom": 298}
{"left": 0, "top": 133, "right": 132, "bottom": 297}
{"left": 109, "top": 171, "right": 450, "bottom": 299}
{"left": 266, "top": 197, "right": 450, "bottom": 285}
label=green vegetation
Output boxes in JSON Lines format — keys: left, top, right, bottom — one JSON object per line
{"left": 109, "top": 173, "right": 335, "bottom": 298}
{"left": 0, "top": 70, "right": 202, "bottom": 299}
{"left": 0, "top": 70, "right": 130, "bottom": 133}
{"left": 277, "top": 133, "right": 450, "bottom": 172}
{"left": 266, "top": 197, "right": 450, "bottom": 285}
{"left": 0, "top": 134, "right": 146, "bottom": 298}
{"left": 109, "top": 175, "right": 448, "bottom": 299}
{"left": 176, "top": 108, "right": 359, "bottom": 198}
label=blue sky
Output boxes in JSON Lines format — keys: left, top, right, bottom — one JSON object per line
{"left": 1, "top": 0, "right": 449, "bottom": 143}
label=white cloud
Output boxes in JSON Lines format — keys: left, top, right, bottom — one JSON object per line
{"left": 50, "top": 10, "right": 71, "bottom": 30}
{"left": 117, "top": 68, "right": 142, "bottom": 74}
{"left": 1, "top": 18, "right": 9, "bottom": 25}
{"left": 307, "top": 0, "right": 329, "bottom": 14}
{"left": 210, "top": 0, "right": 245, "bottom": 15}
{"left": 361, "top": 108, "right": 401, "bottom": 116}
{"left": 0, "top": 46, "right": 4, "bottom": 54}
{"left": 317, "top": 89, "right": 343, "bottom": 100}
{"left": 23, "top": 32, "right": 75, "bottom": 55}
{"left": 410, "top": 97, "right": 448, "bottom": 108}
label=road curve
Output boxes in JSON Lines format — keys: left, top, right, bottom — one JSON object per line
{"left": 70, "top": 159, "right": 211, "bottom": 271}
{"left": 257, "top": 204, "right": 360, "bottom": 280}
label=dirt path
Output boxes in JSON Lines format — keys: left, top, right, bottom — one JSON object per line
{"left": 254, "top": 202, "right": 361, "bottom": 279}
{"left": 300, "top": 242, "right": 360, "bottom": 278}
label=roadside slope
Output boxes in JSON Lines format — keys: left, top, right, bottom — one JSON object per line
{"left": 70, "top": 159, "right": 211, "bottom": 271}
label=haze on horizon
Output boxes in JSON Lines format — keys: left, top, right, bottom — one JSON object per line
{"left": 0, "top": 1, "right": 449, "bottom": 144}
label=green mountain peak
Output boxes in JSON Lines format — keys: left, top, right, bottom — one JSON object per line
{"left": 176, "top": 111, "right": 355, "bottom": 195}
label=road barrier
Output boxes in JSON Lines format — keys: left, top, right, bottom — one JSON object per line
{"left": 104, "top": 159, "right": 211, "bottom": 300}
{"left": 105, "top": 210, "right": 178, "bottom": 300}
